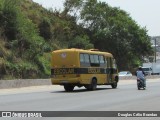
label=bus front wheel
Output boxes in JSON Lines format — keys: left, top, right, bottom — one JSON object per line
{"left": 64, "top": 85, "right": 74, "bottom": 92}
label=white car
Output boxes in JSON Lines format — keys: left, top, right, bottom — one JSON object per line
{"left": 118, "top": 71, "right": 132, "bottom": 76}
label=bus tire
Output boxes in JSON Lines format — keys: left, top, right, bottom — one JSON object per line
{"left": 64, "top": 85, "right": 74, "bottom": 92}
{"left": 86, "top": 79, "right": 97, "bottom": 91}
{"left": 111, "top": 82, "right": 117, "bottom": 89}
{"left": 115, "top": 76, "right": 119, "bottom": 83}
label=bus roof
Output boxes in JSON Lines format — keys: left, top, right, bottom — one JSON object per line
{"left": 52, "top": 48, "right": 113, "bottom": 57}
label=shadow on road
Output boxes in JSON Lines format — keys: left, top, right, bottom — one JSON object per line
{"left": 51, "top": 87, "right": 113, "bottom": 93}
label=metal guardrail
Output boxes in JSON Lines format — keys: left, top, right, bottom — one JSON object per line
{"left": 119, "top": 75, "right": 160, "bottom": 80}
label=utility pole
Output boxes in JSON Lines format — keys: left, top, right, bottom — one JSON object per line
{"left": 155, "top": 38, "right": 157, "bottom": 63}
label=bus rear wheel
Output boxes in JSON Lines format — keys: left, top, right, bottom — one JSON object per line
{"left": 85, "top": 79, "right": 97, "bottom": 91}
{"left": 64, "top": 85, "right": 74, "bottom": 92}
{"left": 111, "top": 82, "right": 117, "bottom": 89}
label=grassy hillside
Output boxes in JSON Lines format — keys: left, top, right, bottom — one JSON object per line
{"left": 0, "top": 0, "right": 59, "bottom": 79}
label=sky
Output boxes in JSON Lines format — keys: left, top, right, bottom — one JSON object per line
{"left": 32, "top": 0, "right": 160, "bottom": 37}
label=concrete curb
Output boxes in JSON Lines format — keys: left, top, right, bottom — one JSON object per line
{"left": 0, "top": 79, "right": 51, "bottom": 89}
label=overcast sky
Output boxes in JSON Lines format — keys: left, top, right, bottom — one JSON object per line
{"left": 33, "top": 0, "right": 160, "bottom": 37}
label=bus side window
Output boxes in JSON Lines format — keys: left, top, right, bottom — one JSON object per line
{"left": 80, "top": 54, "right": 84, "bottom": 63}
{"left": 90, "top": 54, "right": 100, "bottom": 67}
{"left": 84, "top": 54, "right": 90, "bottom": 67}
{"left": 80, "top": 53, "right": 90, "bottom": 67}
{"left": 99, "top": 55, "right": 105, "bottom": 67}
{"left": 94, "top": 55, "right": 99, "bottom": 64}
{"left": 90, "top": 55, "right": 94, "bottom": 64}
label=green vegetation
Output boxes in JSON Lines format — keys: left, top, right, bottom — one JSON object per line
{"left": 0, "top": 0, "right": 153, "bottom": 79}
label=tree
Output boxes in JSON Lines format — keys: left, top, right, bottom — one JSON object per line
{"left": 64, "top": 0, "right": 153, "bottom": 70}
{"left": 68, "top": 35, "right": 93, "bottom": 49}
{"left": 39, "top": 18, "right": 52, "bottom": 40}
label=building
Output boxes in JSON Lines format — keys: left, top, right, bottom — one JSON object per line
{"left": 150, "top": 36, "right": 160, "bottom": 62}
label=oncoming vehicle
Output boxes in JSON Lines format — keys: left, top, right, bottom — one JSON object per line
{"left": 141, "top": 67, "right": 152, "bottom": 76}
{"left": 118, "top": 71, "right": 132, "bottom": 77}
{"left": 51, "top": 48, "right": 119, "bottom": 92}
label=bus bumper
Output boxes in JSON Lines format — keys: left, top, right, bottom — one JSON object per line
{"left": 51, "top": 77, "right": 81, "bottom": 85}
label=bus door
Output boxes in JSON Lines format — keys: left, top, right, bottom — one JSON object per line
{"left": 107, "top": 57, "right": 113, "bottom": 83}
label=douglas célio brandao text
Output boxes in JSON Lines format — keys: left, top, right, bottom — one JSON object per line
{"left": 118, "top": 112, "right": 158, "bottom": 117}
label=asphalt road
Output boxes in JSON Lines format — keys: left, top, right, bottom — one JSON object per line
{"left": 0, "top": 79, "right": 160, "bottom": 120}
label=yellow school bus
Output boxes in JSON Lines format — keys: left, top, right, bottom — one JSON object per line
{"left": 51, "top": 48, "right": 119, "bottom": 91}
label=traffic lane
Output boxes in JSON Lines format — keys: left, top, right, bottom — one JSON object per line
{"left": 0, "top": 78, "right": 159, "bottom": 95}
{"left": 0, "top": 81, "right": 160, "bottom": 111}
